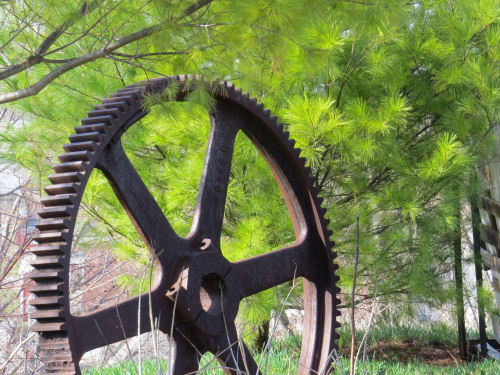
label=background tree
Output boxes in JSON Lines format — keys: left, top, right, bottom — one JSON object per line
{"left": 0, "top": 0, "right": 499, "bottom": 348}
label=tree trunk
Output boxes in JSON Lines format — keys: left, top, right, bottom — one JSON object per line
{"left": 453, "top": 196, "right": 467, "bottom": 359}
{"left": 470, "top": 187, "right": 488, "bottom": 358}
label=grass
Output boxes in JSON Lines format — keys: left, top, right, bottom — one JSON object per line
{"left": 337, "top": 322, "right": 460, "bottom": 349}
{"left": 84, "top": 357, "right": 498, "bottom": 375}
{"left": 83, "top": 340, "right": 300, "bottom": 375}
{"left": 83, "top": 323, "right": 498, "bottom": 374}
{"left": 336, "top": 358, "right": 499, "bottom": 374}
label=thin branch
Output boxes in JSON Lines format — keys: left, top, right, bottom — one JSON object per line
{"left": 0, "top": 0, "right": 215, "bottom": 104}
{"left": 0, "top": 10, "right": 40, "bottom": 53}
{"left": 0, "top": 24, "right": 160, "bottom": 104}
{"left": 181, "top": 0, "right": 215, "bottom": 18}
{"left": 0, "top": 237, "right": 32, "bottom": 285}
{"left": 0, "top": 0, "right": 103, "bottom": 80}
{"left": 42, "top": 2, "right": 120, "bottom": 57}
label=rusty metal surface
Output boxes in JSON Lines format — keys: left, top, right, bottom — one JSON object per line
{"left": 30, "top": 76, "right": 341, "bottom": 374}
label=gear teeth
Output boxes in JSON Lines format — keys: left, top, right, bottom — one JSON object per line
{"left": 334, "top": 275, "right": 340, "bottom": 283}
{"left": 33, "top": 232, "right": 67, "bottom": 244}
{"left": 38, "top": 206, "right": 72, "bottom": 219}
{"left": 42, "top": 356, "right": 74, "bottom": 366}
{"left": 31, "top": 245, "right": 65, "bottom": 256}
{"left": 270, "top": 115, "right": 278, "bottom": 124}
{"left": 32, "top": 309, "right": 65, "bottom": 319}
{"left": 81, "top": 115, "right": 114, "bottom": 126}
{"left": 30, "top": 322, "right": 66, "bottom": 332}
{"left": 315, "top": 195, "right": 324, "bottom": 205}
{"left": 69, "top": 131, "right": 101, "bottom": 143}
{"left": 117, "top": 86, "right": 141, "bottom": 92}
{"left": 95, "top": 101, "right": 128, "bottom": 112}
{"left": 53, "top": 161, "right": 86, "bottom": 173}
{"left": 40, "top": 359, "right": 75, "bottom": 373}
{"left": 29, "top": 84, "right": 155, "bottom": 374}
{"left": 45, "top": 183, "right": 80, "bottom": 195}
{"left": 36, "top": 219, "right": 68, "bottom": 231}
{"left": 29, "top": 282, "right": 64, "bottom": 293}
{"left": 102, "top": 95, "right": 134, "bottom": 105}
{"left": 49, "top": 172, "right": 81, "bottom": 184}
{"left": 38, "top": 341, "right": 73, "bottom": 369}
{"left": 40, "top": 341, "right": 71, "bottom": 351}
{"left": 41, "top": 194, "right": 75, "bottom": 207}
{"left": 31, "top": 270, "right": 64, "bottom": 280}
{"left": 283, "top": 130, "right": 290, "bottom": 139}
{"left": 30, "top": 296, "right": 64, "bottom": 307}
{"left": 63, "top": 141, "right": 97, "bottom": 152}
{"left": 112, "top": 89, "right": 143, "bottom": 99}
{"left": 87, "top": 108, "right": 120, "bottom": 118}
{"left": 44, "top": 362, "right": 76, "bottom": 373}
{"left": 75, "top": 123, "right": 106, "bottom": 134}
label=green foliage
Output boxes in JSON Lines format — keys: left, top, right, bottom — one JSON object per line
{"left": 1, "top": 0, "right": 500, "bottom": 344}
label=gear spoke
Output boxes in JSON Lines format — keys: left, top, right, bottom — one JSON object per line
{"left": 191, "top": 102, "right": 240, "bottom": 247}
{"left": 169, "top": 331, "right": 202, "bottom": 375}
{"left": 73, "top": 290, "right": 173, "bottom": 359}
{"left": 212, "top": 322, "right": 260, "bottom": 375}
{"left": 231, "top": 238, "right": 319, "bottom": 299}
{"left": 97, "top": 140, "right": 184, "bottom": 263}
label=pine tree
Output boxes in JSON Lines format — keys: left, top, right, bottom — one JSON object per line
{"left": 1, "top": 0, "right": 499, "bottom": 345}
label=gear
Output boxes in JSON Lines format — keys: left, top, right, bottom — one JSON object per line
{"left": 30, "top": 76, "right": 341, "bottom": 374}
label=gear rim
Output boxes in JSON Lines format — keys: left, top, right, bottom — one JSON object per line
{"left": 30, "top": 75, "right": 341, "bottom": 374}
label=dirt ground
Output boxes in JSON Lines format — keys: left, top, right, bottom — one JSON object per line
{"left": 344, "top": 341, "right": 464, "bottom": 366}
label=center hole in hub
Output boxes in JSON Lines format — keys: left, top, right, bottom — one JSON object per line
{"left": 200, "top": 273, "right": 226, "bottom": 316}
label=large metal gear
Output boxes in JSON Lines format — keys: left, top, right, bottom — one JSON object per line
{"left": 30, "top": 76, "right": 341, "bottom": 374}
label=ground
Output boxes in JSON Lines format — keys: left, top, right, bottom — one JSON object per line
{"left": 359, "top": 341, "right": 464, "bottom": 366}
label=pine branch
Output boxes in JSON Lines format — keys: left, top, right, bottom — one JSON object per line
{"left": 0, "top": 0, "right": 216, "bottom": 105}
{"left": 0, "top": 0, "right": 103, "bottom": 80}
